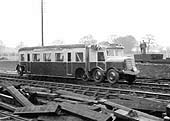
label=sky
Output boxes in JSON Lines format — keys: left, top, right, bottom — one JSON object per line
{"left": 0, "top": 0, "right": 170, "bottom": 48}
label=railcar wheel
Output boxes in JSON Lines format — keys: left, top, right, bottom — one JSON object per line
{"left": 92, "top": 69, "right": 104, "bottom": 83}
{"left": 75, "top": 69, "right": 88, "bottom": 81}
{"left": 16, "top": 65, "right": 24, "bottom": 76}
{"left": 126, "top": 75, "right": 136, "bottom": 84}
{"left": 106, "top": 69, "right": 119, "bottom": 84}
{"left": 82, "top": 73, "right": 89, "bottom": 81}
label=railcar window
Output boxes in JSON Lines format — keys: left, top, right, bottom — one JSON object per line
{"left": 33, "top": 54, "right": 40, "bottom": 62}
{"left": 20, "top": 54, "right": 25, "bottom": 61}
{"left": 107, "top": 49, "right": 115, "bottom": 56}
{"left": 68, "top": 53, "right": 71, "bottom": 62}
{"left": 76, "top": 52, "right": 83, "bottom": 62}
{"left": 43, "top": 53, "right": 51, "bottom": 62}
{"left": 27, "top": 54, "right": 30, "bottom": 62}
{"left": 115, "top": 49, "right": 123, "bottom": 56}
{"left": 55, "top": 53, "right": 64, "bottom": 61}
{"left": 98, "top": 52, "right": 105, "bottom": 61}
{"left": 107, "top": 49, "right": 123, "bottom": 56}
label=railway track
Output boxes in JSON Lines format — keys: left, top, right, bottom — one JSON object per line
{"left": 0, "top": 74, "right": 170, "bottom": 101}
{"left": 0, "top": 110, "right": 32, "bottom": 121}
{"left": 0, "top": 73, "right": 170, "bottom": 95}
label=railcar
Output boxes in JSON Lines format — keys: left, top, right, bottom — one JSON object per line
{"left": 16, "top": 43, "right": 139, "bottom": 84}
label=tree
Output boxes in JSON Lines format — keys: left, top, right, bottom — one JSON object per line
{"left": 0, "top": 40, "right": 5, "bottom": 55}
{"left": 98, "top": 41, "right": 111, "bottom": 46}
{"left": 79, "top": 34, "right": 97, "bottom": 45}
{"left": 15, "top": 41, "right": 25, "bottom": 50}
{"left": 112, "top": 35, "right": 137, "bottom": 54}
{"left": 51, "top": 40, "right": 64, "bottom": 45}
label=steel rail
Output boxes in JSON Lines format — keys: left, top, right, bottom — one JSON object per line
{"left": 0, "top": 110, "right": 32, "bottom": 121}
{"left": 0, "top": 73, "right": 170, "bottom": 95}
{"left": 0, "top": 76, "right": 170, "bottom": 101}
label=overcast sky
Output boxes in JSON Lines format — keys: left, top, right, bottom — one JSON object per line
{"left": 0, "top": 0, "right": 170, "bottom": 48}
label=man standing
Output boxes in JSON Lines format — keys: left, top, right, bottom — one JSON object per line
{"left": 140, "top": 40, "right": 147, "bottom": 54}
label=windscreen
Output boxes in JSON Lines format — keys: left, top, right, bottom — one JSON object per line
{"left": 107, "top": 48, "right": 124, "bottom": 56}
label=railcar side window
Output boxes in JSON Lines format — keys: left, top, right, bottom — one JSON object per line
{"left": 97, "top": 52, "right": 105, "bottom": 61}
{"left": 27, "top": 54, "right": 30, "bottom": 62}
{"left": 33, "top": 54, "right": 40, "bottom": 62}
{"left": 55, "top": 53, "right": 64, "bottom": 61}
{"left": 68, "top": 53, "right": 71, "bottom": 62}
{"left": 76, "top": 52, "right": 83, "bottom": 62}
{"left": 20, "top": 54, "right": 25, "bottom": 61}
{"left": 43, "top": 53, "right": 51, "bottom": 62}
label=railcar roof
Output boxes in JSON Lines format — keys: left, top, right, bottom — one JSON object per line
{"left": 18, "top": 44, "right": 86, "bottom": 52}
{"left": 18, "top": 43, "right": 124, "bottom": 52}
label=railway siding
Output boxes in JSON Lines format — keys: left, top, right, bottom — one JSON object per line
{"left": 0, "top": 82, "right": 164, "bottom": 121}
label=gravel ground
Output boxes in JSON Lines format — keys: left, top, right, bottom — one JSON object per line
{"left": 136, "top": 63, "right": 170, "bottom": 79}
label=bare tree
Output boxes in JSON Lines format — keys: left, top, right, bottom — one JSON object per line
{"left": 15, "top": 41, "right": 25, "bottom": 50}
{"left": 0, "top": 40, "right": 5, "bottom": 55}
{"left": 109, "top": 34, "right": 118, "bottom": 43}
{"left": 165, "top": 46, "right": 170, "bottom": 58}
{"left": 79, "top": 34, "right": 97, "bottom": 45}
{"left": 51, "top": 40, "right": 64, "bottom": 45}
{"left": 112, "top": 35, "right": 137, "bottom": 54}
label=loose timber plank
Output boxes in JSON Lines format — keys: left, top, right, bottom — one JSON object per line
{"left": 100, "top": 99, "right": 163, "bottom": 121}
{"left": 166, "top": 104, "right": 170, "bottom": 117}
{"left": 38, "top": 115, "right": 84, "bottom": 121}
{"left": 0, "top": 101, "right": 16, "bottom": 112}
{"left": 56, "top": 90, "right": 96, "bottom": 101}
{"left": 14, "top": 104, "right": 59, "bottom": 115}
{"left": 60, "top": 102, "right": 112, "bottom": 121}
{"left": 59, "top": 94, "right": 97, "bottom": 103}
{"left": 0, "top": 83, "right": 33, "bottom": 107}
{"left": 109, "top": 98, "right": 166, "bottom": 112}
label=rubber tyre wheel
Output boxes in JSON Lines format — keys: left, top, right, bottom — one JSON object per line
{"left": 126, "top": 75, "right": 136, "bottom": 84}
{"left": 82, "top": 73, "right": 89, "bottom": 81}
{"left": 75, "top": 70, "right": 88, "bottom": 81}
{"left": 106, "top": 69, "right": 119, "bottom": 84}
{"left": 92, "top": 69, "right": 104, "bottom": 83}
{"left": 17, "top": 66, "right": 23, "bottom": 76}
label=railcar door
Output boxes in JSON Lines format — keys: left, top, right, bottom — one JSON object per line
{"left": 97, "top": 51, "right": 106, "bottom": 70}
{"left": 27, "top": 53, "right": 31, "bottom": 73}
{"left": 66, "top": 52, "right": 72, "bottom": 75}
{"left": 85, "top": 46, "right": 90, "bottom": 72}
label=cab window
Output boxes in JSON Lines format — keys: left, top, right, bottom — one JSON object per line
{"left": 76, "top": 52, "right": 83, "bottom": 62}
{"left": 55, "top": 53, "right": 64, "bottom": 62}
{"left": 20, "top": 54, "right": 25, "bottom": 61}
{"left": 33, "top": 54, "right": 40, "bottom": 62}
{"left": 97, "top": 52, "right": 105, "bottom": 61}
{"left": 43, "top": 53, "right": 51, "bottom": 62}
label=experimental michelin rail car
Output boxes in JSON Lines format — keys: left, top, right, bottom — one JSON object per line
{"left": 16, "top": 44, "right": 139, "bottom": 84}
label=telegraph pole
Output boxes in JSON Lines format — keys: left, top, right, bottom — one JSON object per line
{"left": 41, "top": 0, "right": 44, "bottom": 46}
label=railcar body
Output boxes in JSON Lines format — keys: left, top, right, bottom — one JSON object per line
{"left": 17, "top": 44, "right": 139, "bottom": 84}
